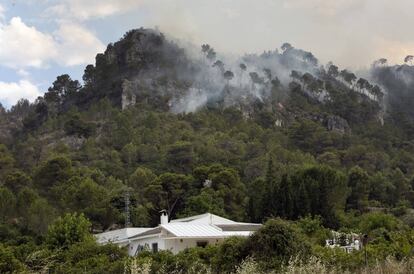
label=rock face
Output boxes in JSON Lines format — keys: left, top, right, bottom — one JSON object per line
{"left": 60, "top": 136, "right": 86, "bottom": 150}
{"left": 324, "top": 115, "right": 350, "bottom": 134}
{"left": 299, "top": 113, "right": 350, "bottom": 134}
{"left": 121, "top": 80, "right": 137, "bottom": 110}
{"left": 79, "top": 28, "right": 190, "bottom": 110}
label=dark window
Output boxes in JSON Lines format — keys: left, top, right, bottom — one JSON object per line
{"left": 135, "top": 245, "right": 145, "bottom": 256}
{"left": 152, "top": 243, "right": 158, "bottom": 253}
{"left": 196, "top": 241, "right": 208, "bottom": 248}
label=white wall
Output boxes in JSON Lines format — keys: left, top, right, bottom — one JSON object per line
{"left": 165, "top": 238, "right": 224, "bottom": 254}
{"left": 128, "top": 237, "right": 224, "bottom": 256}
{"left": 128, "top": 236, "right": 166, "bottom": 256}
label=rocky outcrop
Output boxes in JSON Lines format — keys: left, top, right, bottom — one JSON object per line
{"left": 121, "top": 80, "right": 137, "bottom": 110}
{"left": 324, "top": 115, "right": 350, "bottom": 134}
{"left": 60, "top": 136, "right": 86, "bottom": 150}
{"left": 295, "top": 112, "right": 350, "bottom": 134}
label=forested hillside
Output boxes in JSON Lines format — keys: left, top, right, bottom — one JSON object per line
{"left": 1, "top": 28, "right": 414, "bottom": 273}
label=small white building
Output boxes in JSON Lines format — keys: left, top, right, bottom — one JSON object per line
{"left": 325, "top": 231, "right": 362, "bottom": 253}
{"left": 95, "top": 212, "right": 261, "bottom": 256}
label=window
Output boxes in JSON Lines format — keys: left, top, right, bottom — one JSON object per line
{"left": 134, "top": 245, "right": 145, "bottom": 256}
{"left": 152, "top": 243, "right": 158, "bottom": 253}
{"left": 196, "top": 241, "right": 208, "bottom": 248}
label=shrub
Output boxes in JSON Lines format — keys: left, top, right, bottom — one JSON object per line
{"left": 248, "top": 218, "right": 311, "bottom": 269}
{"left": 46, "top": 213, "right": 93, "bottom": 250}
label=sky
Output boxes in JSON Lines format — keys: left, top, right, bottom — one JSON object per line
{"left": 0, "top": 0, "right": 413, "bottom": 108}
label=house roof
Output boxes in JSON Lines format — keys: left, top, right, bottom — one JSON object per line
{"left": 97, "top": 213, "right": 262, "bottom": 242}
{"left": 129, "top": 226, "right": 162, "bottom": 239}
{"left": 169, "top": 213, "right": 237, "bottom": 225}
{"left": 222, "top": 231, "right": 253, "bottom": 237}
{"left": 162, "top": 223, "right": 225, "bottom": 238}
{"left": 128, "top": 223, "right": 255, "bottom": 240}
{"left": 95, "top": 227, "right": 151, "bottom": 244}
{"left": 128, "top": 213, "right": 262, "bottom": 240}
{"left": 217, "top": 224, "right": 262, "bottom": 232}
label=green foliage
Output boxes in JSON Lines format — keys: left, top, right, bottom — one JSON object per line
{"left": 2, "top": 95, "right": 413, "bottom": 271}
{"left": 0, "top": 187, "right": 15, "bottom": 223}
{"left": 34, "top": 156, "right": 73, "bottom": 192}
{"left": 248, "top": 218, "right": 311, "bottom": 269}
{"left": 53, "top": 241, "right": 127, "bottom": 274}
{"left": 291, "top": 166, "right": 348, "bottom": 228}
{"left": 58, "top": 177, "right": 117, "bottom": 228}
{"left": 261, "top": 165, "right": 347, "bottom": 228}
{"left": 181, "top": 188, "right": 226, "bottom": 217}
{"left": 144, "top": 172, "right": 194, "bottom": 222}
{"left": 0, "top": 244, "right": 24, "bottom": 273}
{"left": 248, "top": 177, "right": 267, "bottom": 222}
{"left": 4, "top": 170, "right": 31, "bottom": 193}
{"left": 297, "top": 216, "right": 330, "bottom": 245}
{"left": 358, "top": 212, "right": 403, "bottom": 235}
{"left": 346, "top": 166, "right": 370, "bottom": 211}
{"left": 166, "top": 141, "right": 195, "bottom": 172}
{"left": 27, "top": 197, "right": 56, "bottom": 235}
{"left": 46, "top": 213, "right": 93, "bottom": 250}
{"left": 192, "top": 164, "right": 247, "bottom": 221}
{"left": 0, "top": 144, "right": 14, "bottom": 176}
{"left": 212, "top": 237, "right": 249, "bottom": 273}
{"left": 64, "top": 112, "right": 95, "bottom": 137}
{"left": 131, "top": 205, "right": 151, "bottom": 227}
{"left": 46, "top": 74, "right": 81, "bottom": 100}
{"left": 128, "top": 167, "right": 157, "bottom": 192}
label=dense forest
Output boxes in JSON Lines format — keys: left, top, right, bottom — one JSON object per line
{"left": 1, "top": 28, "right": 414, "bottom": 273}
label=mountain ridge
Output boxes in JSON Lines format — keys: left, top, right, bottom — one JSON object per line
{"left": 1, "top": 27, "right": 395, "bottom": 143}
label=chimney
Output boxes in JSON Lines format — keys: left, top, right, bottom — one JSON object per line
{"left": 160, "top": 210, "right": 168, "bottom": 225}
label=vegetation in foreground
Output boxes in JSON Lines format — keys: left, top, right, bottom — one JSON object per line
{"left": 1, "top": 212, "right": 413, "bottom": 273}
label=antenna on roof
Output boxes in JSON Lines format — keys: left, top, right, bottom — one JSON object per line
{"left": 124, "top": 190, "right": 131, "bottom": 228}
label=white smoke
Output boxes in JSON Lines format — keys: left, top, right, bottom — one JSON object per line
{"left": 166, "top": 42, "right": 322, "bottom": 113}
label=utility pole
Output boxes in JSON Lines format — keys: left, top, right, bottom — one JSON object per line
{"left": 124, "top": 190, "right": 131, "bottom": 228}
{"left": 362, "top": 234, "right": 369, "bottom": 267}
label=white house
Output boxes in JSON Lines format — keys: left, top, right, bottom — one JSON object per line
{"left": 95, "top": 212, "right": 262, "bottom": 256}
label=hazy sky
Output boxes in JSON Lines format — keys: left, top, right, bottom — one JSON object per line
{"left": 0, "top": 0, "right": 413, "bottom": 107}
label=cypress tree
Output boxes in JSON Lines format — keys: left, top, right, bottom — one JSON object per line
{"left": 262, "top": 157, "right": 278, "bottom": 218}
{"left": 295, "top": 180, "right": 310, "bottom": 218}
{"left": 277, "top": 174, "right": 294, "bottom": 219}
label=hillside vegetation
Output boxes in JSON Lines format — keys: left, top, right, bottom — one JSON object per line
{"left": 0, "top": 28, "right": 414, "bottom": 273}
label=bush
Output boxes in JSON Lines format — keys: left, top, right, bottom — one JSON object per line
{"left": 55, "top": 241, "right": 127, "bottom": 274}
{"left": 64, "top": 113, "right": 95, "bottom": 138}
{"left": 46, "top": 213, "right": 93, "bottom": 250}
{"left": 0, "top": 244, "right": 24, "bottom": 273}
{"left": 211, "top": 237, "right": 249, "bottom": 273}
{"left": 248, "top": 218, "right": 311, "bottom": 269}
